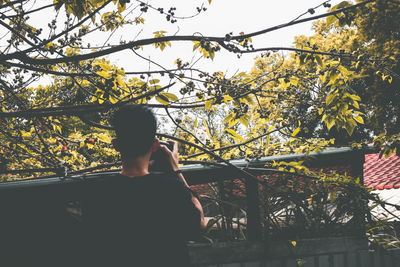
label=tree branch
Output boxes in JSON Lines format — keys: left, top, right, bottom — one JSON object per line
{"left": 233, "top": 0, "right": 374, "bottom": 40}
{"left": 0, "top": 83, "right": 174, "bottom": 118}
{"left": 4, "top": 0, "right": 375, "bottom": 65}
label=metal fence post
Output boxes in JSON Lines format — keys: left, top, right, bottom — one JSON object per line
{"left": 245, "top": 176, "right": 262, "bottom": 241}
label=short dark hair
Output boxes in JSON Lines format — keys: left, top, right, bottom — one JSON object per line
{"left": 112, "top": 105, "right": 157, "bottom": 158}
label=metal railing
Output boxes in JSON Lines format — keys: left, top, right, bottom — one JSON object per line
{"left": 0, "top": 147, "right": 366, "bottom": 241}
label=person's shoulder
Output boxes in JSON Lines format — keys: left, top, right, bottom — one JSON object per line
{"left": 148, "top": 172, "right": 182, "bottom": 184}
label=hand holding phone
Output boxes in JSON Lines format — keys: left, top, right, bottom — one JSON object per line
{"left": 149, "top": 141, "right": 176, "bottom": 172}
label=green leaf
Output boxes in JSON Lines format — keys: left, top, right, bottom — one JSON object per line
{"left": 160, "top": 92, "right": 178, "bottom": 102}
{"left": 315, "top": 55, "right": 323, "bottom": 67}
{"left": 325, "top": 117, "right": 335, "bottom": 130}
{"left": 149, "top": 79, "right": 160, "bottom": 85}
{"left": 345, "top": 119, "right": 357, "bottom": 136}
{"left": 329, "top": 191, "right": 337, "bottom": 203}
{"left": 326, "top": 15, "right": 338, "bottom": 26}
{"left": 223, "top": 113, "right": 234, "bottom": 124}
{"left": 156, "top": 95, "right": 170, "bottom": 105}
{"left": 326, "top": 94, "right": 335, "bottom": 106}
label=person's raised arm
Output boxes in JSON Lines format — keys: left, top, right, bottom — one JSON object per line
{"left": 159, "top": 140, "right": 206, "bottom": 230}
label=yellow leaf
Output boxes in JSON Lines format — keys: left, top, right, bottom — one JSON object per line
{"left": 326, "top": 94, "right": 335, "bottom": 106}
{"left": 98, "top": 63, "right": 111, "bottom": 71}
{"left": 291, "top": 241, "right": 297, "bottom": 247}
{"left": 225, "top": 129, "right": 244, "bottom": 142}
{"left": 97, "top": 134, "right": 111, "bottom": 144}
{"left": 223, "top": 95, "right": 234, "bottom": 104}
{"left": 192, "top": 41, "right": 200, "bottom": 51}
{"left": 289, "top": 77, "right": 299, "bottom": 86}
{"left": 291, "top": 127, "right": 300, "bottom": 137}
{"left": 118, "top": 2, "right": 126, "bottom": 12}
{"left": 56, "top": 125, "right": 62, "bottom": 134}
{"left": 279, "top": 78, "right": 290, "bottom": 89}
{"left": 203, "top": 119, "right": 212, "bottom": 139}
{"left": 229, "top": 118, "right": 239, "bottom": 128}
{"left": 116, "top": 77, "right": 126, "bottom": 88}
{"left": 349, "top": 94, "right": 361, "bottom": 101}
{"left": 109, "top": 95, "right": 118, "bottom": 104}
{"left": 21, "top": 131, "right": 31, "bottom": 137}
{"left": 354, "top": 116, "right": 364, "bottom": 124}
{"left": 97, "top": 70, "right": 111, "bottom": 79}
{"left": 205, "top": 99, "right": 213, "bottom": 110}
{"left": 239, "top": 116, "right": 249, "bottom": 127}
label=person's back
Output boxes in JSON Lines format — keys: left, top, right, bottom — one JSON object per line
{"left": 78, "top": 105, "right": 205, "bottom": 267}
{"left": 81, "top": 173, "right": 201, "bottom": 267}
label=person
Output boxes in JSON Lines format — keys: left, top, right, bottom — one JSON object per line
{"left": 80, "top": 105, "right": 206, "bottom": 267}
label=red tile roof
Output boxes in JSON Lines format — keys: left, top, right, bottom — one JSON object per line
{"left": 364, "top": 153, "right": 400, "bottom": 190}
{"left": 190, "top": 152, "right": 400, "bottom": 196}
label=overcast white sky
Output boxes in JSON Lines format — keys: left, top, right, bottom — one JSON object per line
{"left": 25, "top": 0, "right": 343, "bottom": 84}
{"left": 104, "top": 0, "right": 343, "bottom": 75}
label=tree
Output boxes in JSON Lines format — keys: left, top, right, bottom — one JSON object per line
{"left": 250, "top": 0, "right": 399, "bottom": 150}
{"left": 0, "top": 0, "right": 395, "bottom": 181}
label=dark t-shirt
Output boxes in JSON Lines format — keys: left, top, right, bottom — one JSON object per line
{"left": 80, "top": 173, "right": 201, "bottom": 267}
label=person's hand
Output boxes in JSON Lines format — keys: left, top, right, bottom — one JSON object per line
{"left": 159, "top": 140, "right": 180, "bottom": 172}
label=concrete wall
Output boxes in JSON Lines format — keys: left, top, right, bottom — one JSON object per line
{"left": 189, "top": 238, "right": 400, "bottom": 267}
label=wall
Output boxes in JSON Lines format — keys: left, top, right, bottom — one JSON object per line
{"left": 189, "top": 237, "right": 400, "bottom": 267}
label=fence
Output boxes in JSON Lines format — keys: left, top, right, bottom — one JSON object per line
{"left": 189, "top": 240, "right": 400, "bottom": 267}
{"left": 1, "top": 147, "right": 391, "bottom": 266}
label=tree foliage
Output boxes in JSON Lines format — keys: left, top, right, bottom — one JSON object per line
{"left": 250, "top": 0, "right": 399, "bottom": 149}
{"left": 0, "top": 0, "right": 397, "bottom": 180}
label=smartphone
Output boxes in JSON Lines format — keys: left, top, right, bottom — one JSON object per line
{"left": 149, "top": 141, "right": 174, "bottom": 172}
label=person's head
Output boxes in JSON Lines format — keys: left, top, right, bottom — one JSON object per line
{"left": 112, "top": 105, "right": 157, "bottom": 159}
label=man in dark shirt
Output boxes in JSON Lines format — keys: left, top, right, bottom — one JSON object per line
{"left": 82, "top": 105, "right": 206, "bottom": 267}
